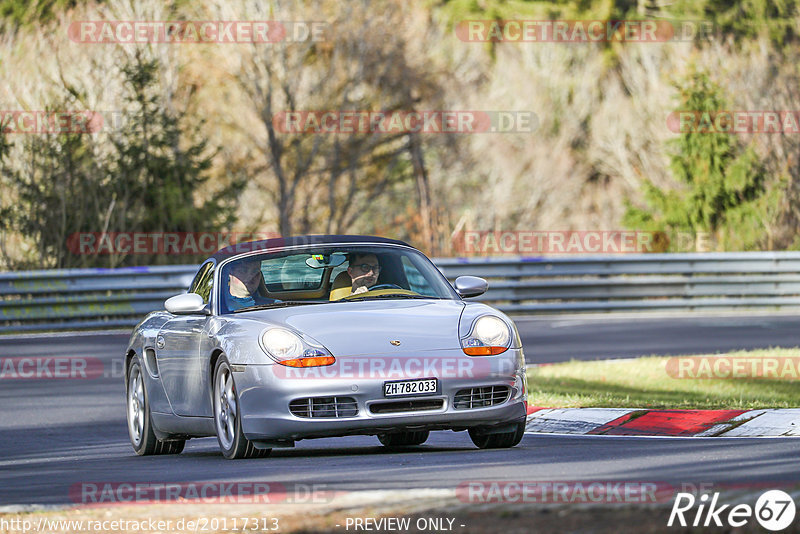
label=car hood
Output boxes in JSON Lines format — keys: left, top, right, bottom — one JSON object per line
{"left": 237, "top": 299, "right": 466, "bottom": 355}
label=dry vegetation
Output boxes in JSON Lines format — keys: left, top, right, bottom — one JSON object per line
{"left": 1, "top": 0, "right": 800, "bottom": 267}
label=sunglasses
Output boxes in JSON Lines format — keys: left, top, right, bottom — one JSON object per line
{"left": 353, "top": 263, "right": 381, "bottom": 273}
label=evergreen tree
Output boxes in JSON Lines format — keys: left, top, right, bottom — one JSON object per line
{"left": 624, "top": 69, "right": 781, "bottom": 251}
{"left": 106, "top": 51, "right": 241, "bottom": 266}
{"left": 0, "top": 52, "right": 241, "bottom": 268}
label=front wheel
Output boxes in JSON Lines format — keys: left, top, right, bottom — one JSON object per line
{"left": 378, "top": 430, "right": 430, "bottom": 447}
{"left": 127, "top": 355, "right": 185, "bottom": 456}
{"left": 469, "top": 422, "right": 525, "bottom": 449}
{"left": 213, "top": 357, "right": 271, "bottom": 459}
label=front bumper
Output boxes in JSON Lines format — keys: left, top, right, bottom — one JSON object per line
{"left": 235, "top": 349, "right": 527, "bottom": 442}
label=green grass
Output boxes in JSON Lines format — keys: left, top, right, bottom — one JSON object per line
{"left": 526, "top": 347, "right": 800, "bottom": 409}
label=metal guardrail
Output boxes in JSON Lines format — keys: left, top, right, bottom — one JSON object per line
{"left": 437, "top": 252, "right": 800, "bottom": 313}
{"left": 0, "top": 265, "right": 197, "bottom": 333}
{"left": 3, "top": 252, "right": 800, "bottom": 333}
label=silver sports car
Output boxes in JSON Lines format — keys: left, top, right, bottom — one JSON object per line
{"left": 125, "top": 235, "right": 528, "bottom": 459}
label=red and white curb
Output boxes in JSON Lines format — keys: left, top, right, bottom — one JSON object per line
{"left": 524, "top": 406, "right": 800, "bottom": 437}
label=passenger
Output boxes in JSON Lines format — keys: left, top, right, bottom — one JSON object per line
{"left": 225, "top": 259, "right": 273, "bottom": 311}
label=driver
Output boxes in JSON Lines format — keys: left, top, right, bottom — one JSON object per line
{"left": 347, "top": 252, "right": 381, "bottom": 296}
{"left": 225, "top": 258, "right": 276, "bottom": 311}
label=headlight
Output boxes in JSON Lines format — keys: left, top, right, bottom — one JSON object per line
{"left": 260, "top": 328, "right": 335, "bottom": 367}
{"left": 461, "top": 315, "right": 511, "bottom": 356}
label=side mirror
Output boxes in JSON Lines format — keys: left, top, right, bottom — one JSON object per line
{"left": 454, "top": 276, "right": 488, "bottom": 298}
{"left": 165, "top": 293, "right": 209, "bottom": 315}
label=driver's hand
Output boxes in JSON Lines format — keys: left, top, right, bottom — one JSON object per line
{"left": 351, "top": 272, "right": 374, "bottom": 293}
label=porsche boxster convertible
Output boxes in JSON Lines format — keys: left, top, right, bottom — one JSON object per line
{"left": 125, "top": 235, "right": 528, "bottom": 459}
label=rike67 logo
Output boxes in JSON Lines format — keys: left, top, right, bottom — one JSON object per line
{"left": 668, "top": 490, "right": 796, "bottom": 530}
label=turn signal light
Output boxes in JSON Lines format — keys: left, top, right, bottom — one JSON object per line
{"left": 462, "top": 346, "right": 508, "bottom": 356}
{"left": 277, "top": 356, "right": 336, "bottom": 367}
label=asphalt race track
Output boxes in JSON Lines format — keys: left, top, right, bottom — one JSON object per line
{"left": 1, "top": 314, "right": 800, "bottom": 507}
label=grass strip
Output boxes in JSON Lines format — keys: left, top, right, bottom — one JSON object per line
{"left": 526, "top": 347, "right": 800, "bottom": 409}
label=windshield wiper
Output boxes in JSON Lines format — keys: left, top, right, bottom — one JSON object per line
{"left": 233, "top": 301, "right": 329, "bottom": 312}
{"left": 344, "top": 294, "right": 441, "bottom": 302}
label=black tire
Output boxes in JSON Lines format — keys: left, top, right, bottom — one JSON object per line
{"left": 126, "top": 355, "right": 186, "bottom": 456}
{"left": 469, "top": 422, "right": 525, "bottom": 449}
{"left": 378, "top": 430, "right": 430, "bottom": 447}
{"left": 213, "top": 356, "right": 271, "bottom": 459}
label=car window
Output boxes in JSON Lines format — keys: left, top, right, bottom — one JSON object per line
{"left": 193, "top": 264, "right": 215, "bottom": 303}
{"left": 189, "top": 262, "right": 212, "bottom": 294}
{"left": 261, "top": 254, "right": 325, "bottom": 290}
{"left": 401, "top": 256, "right": 430, "bottom": 293}
{"left": 217, "top": 245, "right": 458, "bottom": 313}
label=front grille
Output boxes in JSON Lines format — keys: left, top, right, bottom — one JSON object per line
{"left": 453, "top": 386, "right": 510, "bottom": 409}
{"left": 289, "top": 396, "right": 358, "bottom": 418}
{"left": 369, "top": 399, "right": 444, "bottom": 414}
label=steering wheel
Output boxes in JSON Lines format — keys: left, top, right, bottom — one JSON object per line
{"left": 368, "top": 283, "right": 403, "bottom": 291}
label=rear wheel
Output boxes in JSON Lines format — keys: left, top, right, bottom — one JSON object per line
{"left": 126, "top": 355, "right": 185, "bottom": 455}
{"left": 378, "top": 430, "right": 430, "bottom": 447}
{"left": 469, "top": 422, "right": 525, "bottom": 449}
{"left": 213, "top": 357, "right": 271, "bottom": 459}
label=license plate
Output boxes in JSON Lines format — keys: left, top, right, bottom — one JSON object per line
{"left": 383, "top": 378, "right": 438, "bottom": 397}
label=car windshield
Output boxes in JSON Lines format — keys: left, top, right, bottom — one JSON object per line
{"left": 218, "top": 245, "right": 458, "bottom": 313}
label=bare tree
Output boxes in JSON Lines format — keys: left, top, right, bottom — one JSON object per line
{"left": 210, "top": 0, "right": 442, "bottom": 241}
